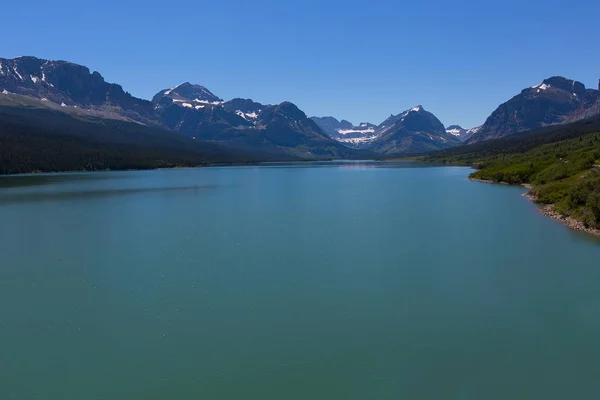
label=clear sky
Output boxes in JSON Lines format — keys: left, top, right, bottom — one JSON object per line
{"left": 2, "top": 0, "right": 600, "bottom": 128}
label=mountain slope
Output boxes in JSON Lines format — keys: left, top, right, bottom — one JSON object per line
{"left": 311, "top": 117, "right": 378, "bottom": 146}
{"left": 422, "top": 114, "right": 600, "bottom": 165}
{"left": 152, "top": 82, "right": 222, "bottom": 105}
{"left": 0, "top": 56, "right": 367, "bottom": 161}
{"left": 152, "top": 87, "right": 367, "bottom": 159}
{"left": 468, "top": 76, "right": 599, "bottom": 143}
{"left": 312, "top": 107, "right": 462, "bottom": 154}
{"left": 0, "top": 105, "right": 265, "bottom": 175}
{"left": 445, "top": 125, "right": 480, "bottom": 142}
{"left": 423, "top": 115, "right": 600, "bottom": 233}
{"left": 310, "top": 116, "right": 354, "bottom": 137}
{"left": 0, "top": 56, "right": 158, "bottom": 124}
{"left": 369, "top": 106, "right": 461, "bottom": 155}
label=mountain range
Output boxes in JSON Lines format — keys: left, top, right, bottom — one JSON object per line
{"left": 467, "top": 76, "right": 600, "bottom": 143}
{"left": 312, "top": 106, "right": 474, "bottom": 154}
{"left": 1, "top": 55, "right": 599, "bottom": 168}
{"left": 312, "top": 77, "right": 600, "bottom": 152}
{"left": 0, "top": 56, "right": 363, "bottom": 161}
{"left": 444, "top": 125, "right": 480, "bottom": 142}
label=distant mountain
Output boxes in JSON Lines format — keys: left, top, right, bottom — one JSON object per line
{"left": 153, "top": 87, "right": 366, "bottom": 159}
{"left": 9, "top": 56, "right": 598, "bottom": 161}
{"left": 223, "top": 98, "right": 265, "bottom": 116}
{"left": 312, "top": 107, "right": 461, "bottom": 154}
{"left": 0, "top": 56, "right": 157, "bottom": 124}
{"left": 0, "top": 56, "right": 368, "bottom": 162}
{"left": 445, "top": 125, "right": 480, "bottom": 142}
{"left": 310, "top": 116, "right": 354, "bottom": 136}
{"left": 311, "top": 117, "right": 378, "bottom": 146}
{"left": 0, "top": 104, "right": 261, "bottom": 175}
{"left": 152, "top": 82, "right": 222, "bottom": 105}
{"left": 468, "top": 76, "right": 599, "bottom": 143}
{"left": 368, "top": 106, "right": 461, "bottom": 154}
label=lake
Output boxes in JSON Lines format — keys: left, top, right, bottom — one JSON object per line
{"left": 1, "top": 162, "right": 600, "bottom": 399}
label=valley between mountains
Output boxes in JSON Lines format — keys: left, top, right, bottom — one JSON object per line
{"left": 0, "top": 55, "right": 599, "bottom": 175}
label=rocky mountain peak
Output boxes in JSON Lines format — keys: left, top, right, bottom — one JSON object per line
{"left": 273, "top": 101, "right": 306, "bottom": 119}
{"left": 525, "top": 76, "right": 588, "bottom": 99}
{"left": 152, "top": 82, "right": 222, "bottom": 104}
{"left": 0, "top": 56, "right": 155, "bottom": 123}
{"left": 468, "top": 76, "right": 599, "bottom": 143}
{"left": 223, "top": 98, "right": 264, "bottom": 114}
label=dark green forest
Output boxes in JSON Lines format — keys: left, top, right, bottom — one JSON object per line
{"left": 0, "top": 106, "right": 262, "bottom": 175}
{"left": 422, "top": 115, "right": 600, "bottom": 229}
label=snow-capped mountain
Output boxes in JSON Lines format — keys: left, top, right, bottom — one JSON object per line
{"left": 310, "top": 116, "right": 354, "bottom": 136}
{"left": 468, "top": 76, "right": 600, "bottom": 143}
{"left": 6, "top": 56, "right": 598, "bottom": 157}
{"left": 368, "top": 106, "right": 461, "bottom": 154}
{"left": 0, "top": 56, "right": 157, "bottom": 124}
{"left": 0, "top": 56, "right": 365, "bottom": 160}
{"left": 223, "top": 98, "right": 265, "bottom": 121}
{"left": 313, "top": 106, "right": 461, "bottom": 154}
{"left": 334, "top": 122, "right": 379, "bottom": 146}
{"left": 150, "top": 86, "right": 363, "bottom": 159}
{"left": 311, "top": 117, "right": 378, "bottom": 145}
{"left": 151, "top": 82, "right": 222, "bottom": 108}
{"left": 445, "top": 125, "right": 480, "bottom": 142}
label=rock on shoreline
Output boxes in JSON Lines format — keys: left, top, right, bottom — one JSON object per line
{"left": 469, "top": 177, "right": 600, "bottom": 237}
{"left": 536, "top": 203, "right": 600, "bottom": 237}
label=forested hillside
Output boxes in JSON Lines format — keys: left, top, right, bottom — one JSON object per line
{"left": 422, "top": 115, "right": 600, "bottom": 230}
{"left": 0, "top": 106, "right": 266, "bottom": 174}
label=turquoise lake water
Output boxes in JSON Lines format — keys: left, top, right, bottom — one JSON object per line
{"left": 1, "top": 162, "right": 600, "bottom": 399}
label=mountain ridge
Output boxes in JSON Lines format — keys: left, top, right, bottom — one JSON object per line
{"left": 2, "top": 55, "right": 600, "bottom": 157}
{"left": 0, "top": 56, "right": 367, "bottom": 161}
{"left": 313, "top": 106, "right": 462, "bottom": 154}
{"left": 467, "top": 76, "right": 599, "bottom": 143}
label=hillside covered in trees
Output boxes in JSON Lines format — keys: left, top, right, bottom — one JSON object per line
{"left": 0, "top": 106, "right": 274, "bottom": 175}
{"left": 421, "top": 115, "right": 600, "bottom": 230}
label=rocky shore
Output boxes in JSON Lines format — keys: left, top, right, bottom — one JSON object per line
{"left": 470, "top": 177, "right": 600, "bottom": 237}
{"left": 533, "top": 202, "right": 600, "bottom": 237}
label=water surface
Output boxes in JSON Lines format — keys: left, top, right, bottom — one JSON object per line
{"left": 1, "top": 162, "right": 599, "bottom": 399}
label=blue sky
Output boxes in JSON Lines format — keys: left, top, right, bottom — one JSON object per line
{"left": 2, "top": 0, "right": 600, "bottom": 128}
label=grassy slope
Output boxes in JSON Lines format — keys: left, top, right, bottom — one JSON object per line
{"left": 421, "top": 116, "right": 600, "bottom": 229}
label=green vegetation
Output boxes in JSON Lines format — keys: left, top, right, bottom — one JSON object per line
{"left": 0, "top": 106, "right": 262, "bottom": 175}
{"left": 421, "top": 115, "right": 600, "bottom": 229}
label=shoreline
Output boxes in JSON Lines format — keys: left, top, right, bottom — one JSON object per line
{"left": 0, "top": 161, "right": 266, "bottom": 178}
{"left": 469, "top": 177, "right": 600, "bottom": 237}
{"left": 0, "top": 158, "right": 414, "bottom": 178}
{"left": 0, "top": 158, "right": 391, "bottom": 177}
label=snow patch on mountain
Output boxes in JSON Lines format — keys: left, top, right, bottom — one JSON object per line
{"left": 163, "top": 83, "right": 183, "bottom": 96}
{"left": 338, "top": 136, "right": 378, "bottom": 145}
{"left": 445, "top": 128, "right": 462, "bottom": 137}
{"left": 13, "top": 67, "right": 23, "bottom": 80}
{"left": 235, "top": 110, "right": 259, "bottom": 120}
{"left": 467, "top": 126, "right": 481, "bottom": 135}
{"left": 194, "top": 99, "right": 222, "bottom": 105}
{"left": 532, "top": 83, "right": 550, "bottom": 91}
{"left": 337, "top": 128, "right": 375, "bottom": 135}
